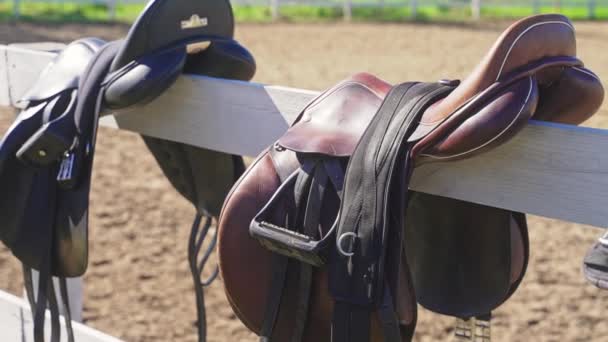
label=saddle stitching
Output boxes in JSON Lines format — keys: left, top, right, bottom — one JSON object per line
{"left": 572, "top": 66, "right": 601, "bottom": 81}
{"left": 420, "top": 76, "right": 535, "bottom": 160}
{"left": 496, "top": 20, "right": 574, "bottom": 81}
{"left": 305, "top": 81, "right": 385, "bottom": 114}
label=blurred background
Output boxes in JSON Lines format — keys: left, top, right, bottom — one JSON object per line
{"left": 1, "top": 0, "right": 608, "bottom": 22}
{"left": 0, "top": 1, "right": 607, "bottom": 342}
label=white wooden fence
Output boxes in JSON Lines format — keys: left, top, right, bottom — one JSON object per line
{"left": 0, "top": 290, "right": 122, "bottom": 341}
{"left": 1, "top": 41, "right": 608, "bottom": 340}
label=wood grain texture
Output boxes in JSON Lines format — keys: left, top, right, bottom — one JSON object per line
{"left": 2, "top": 44, "right": 607, "bottom": 228}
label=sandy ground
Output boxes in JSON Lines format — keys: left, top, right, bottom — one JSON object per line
{"left": 1, "top": 20, "right": 608, "bottom": 342}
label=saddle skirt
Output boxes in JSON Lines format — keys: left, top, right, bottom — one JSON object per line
{"left": 218, "top": 14, "right": 604, "bottom": 342}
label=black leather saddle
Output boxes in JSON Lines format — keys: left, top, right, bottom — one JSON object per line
{"left": 0, "top": 1, "right": 255, "bottom": 341}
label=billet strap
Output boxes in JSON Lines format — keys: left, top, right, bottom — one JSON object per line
{"left": 24, "top": 269, "right": 74, "bottom": 342}
{"left": 259, "top": 166, "right": 312, "bottom": 342}
{"left": 59, "top": 278, "right": 75, "bottom": 342}
{"left": 47, "top": 279, "right": 61, "bottom": 342}
{"left": 291, "top": 164, "right": 330, "bottom": 342}
{"left": 330, "top": 81, "right": 456, "bottom": 342}
{"left": 257, "top": 153, "right": 297, "bottom": 342}
{"left": 377, "top": 284, "right": 402, "bottom": 342}
{"left": 258, "top": 159, "right": 344, "bottom": 342}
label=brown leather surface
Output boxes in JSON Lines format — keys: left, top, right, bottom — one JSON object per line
{"left": 418, "top": 76, "right": 539, "bottom": 161}
{"left": 420, "top": 14, "right": 575, "bottom": 127}
{"left": 411, "top": 14, "right": 603, "bottom": 162}
{"left": 534, "top": 66, "right": 604, "bottom": 123}
{"left": 510, "top": 216, "right": 525, "bottom": 283}
{"left": 278, "top": 73, "right": 391, "bottom": 157}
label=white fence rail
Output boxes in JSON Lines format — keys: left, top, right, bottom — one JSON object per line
{"left": 4, "top": 43, "right": 608, "bottom": 227}
{"left": 0, "top": 290, "right": 122, "bottom": 342}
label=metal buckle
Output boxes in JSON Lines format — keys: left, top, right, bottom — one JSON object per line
{"left": 337, "top": 232, "right": 357, "bottom": 257}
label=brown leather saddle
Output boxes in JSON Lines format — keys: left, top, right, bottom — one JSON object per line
{"left": 218, "top": 14, "right": 604, "bottom": 342}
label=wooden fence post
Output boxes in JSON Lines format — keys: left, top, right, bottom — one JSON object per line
{"left": 343, "top": 0, "right": 352, "bottom": 21}
{"left": 28, "top": 271, "right": 84, "bottom": 323}
{"left": 108, "top": 0, "right": 117, "bottom": 21}
{"left": 588, "top": 0, "right": 596, "bottom": 19}
{"left": 471, "top": 0, "right": 481, "bottom": 20}
{"left": 533, "top": 0, "right": 541, "bottom": 14}
{"left": 13, "top": 0, "right": 20, "bottom": 20}
{"left": 411, "top": 0, "right": 418, "bottom": 19}
{"left": 270, "top": 0, "right": 279, "bottom": 21}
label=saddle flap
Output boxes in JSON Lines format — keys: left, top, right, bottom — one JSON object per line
{"left": 533, "top": 66, "right": 604, "bottom": 124}
{"left": 19, "top": 38, "right": 105, "bottom": 103}
{"left": 104, "top": 46, "right": 187, "bottom": 110}
{"left": 278, "top": 73, "right": 390, "bottom": 157}
{"left": 413, "top": 76, "right": 539, "bottom": 162}
{"left": 405, "top": 192, "right": 529, "bottom": 317}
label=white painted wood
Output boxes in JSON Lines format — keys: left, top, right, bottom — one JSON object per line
{"left": 471, "top": 0, "right": 481, "bottom": 20}
{"left": 343, "top": 0, "right": 352, "bottom": 21}
{"left": 0, "top": 46, "right": 10, "bottom": 106}
{"left": 1, "top": 43, "right": 608, "bottom": 230}
{"left": 3, "top": 44, "right": 58, "bottom": 107}
{"left": 108, "top": 0, "right": 117, "bottom": 20}
{"left": 13, "top": 0, "right": 20, "bottom": 20}
{"left": 588, "top": 0, "right": 596, "bottom": 19}
{"left": 410, "top": 122, "right": 608, "bottom": 228}
{"left": 0, "top": 290, "right": 123, "bottom": 342}
{"left": 410, "top": 0, "right": 418, "bottom": 18}
{"left": 101, "top": 78, "right": 318, "bottom": 156}
{"left": 270, "top": 0, "right": 280, "bottom": 21}
{"left": 28, "top": 271, "right": 84, "bottom": 323}
{"left": 533, "top": 0, "right": 541, "bottom": 14}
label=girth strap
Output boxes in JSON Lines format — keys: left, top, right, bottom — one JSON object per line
{"left": 330, "top": 81, "right": 456, "bottom": 342}
{"left": 259, "top": 158, "right": 344, "bottom": 342}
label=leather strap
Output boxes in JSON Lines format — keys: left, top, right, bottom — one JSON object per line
{"left": 260, "top": 158, "right": 346, "bottom": 342}
{"left": 59, "top": 277, "right": 75, "bottom": 342}
{"left": 259, "top": 166, "right": 312, "bottom": 342}
{"left": 330, "top": 81, "right": 456, "bottom": 342}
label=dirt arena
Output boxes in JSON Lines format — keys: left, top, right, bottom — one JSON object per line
{"left": 1, "top": 19, "right": 608, "bottom": 342}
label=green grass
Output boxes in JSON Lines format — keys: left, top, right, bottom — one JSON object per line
{"left": 1, "top": 3, "right": 607, "bottom": 23}
{"left": 0, "top": 2, "right": 144, "bottom": 22}
{"left": 480, "top": 6, "right": 608, "bottom": 20}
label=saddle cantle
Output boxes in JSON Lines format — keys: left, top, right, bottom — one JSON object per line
{"left": 218, "top": 14, "right": 604, "bottom": 342}
{"left": 0, "top": 1, "right": 255, "bottom": 341}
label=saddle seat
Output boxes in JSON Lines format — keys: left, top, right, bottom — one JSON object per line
{"left": 278, "top": 14, "right": 602, "bottom": 162}
{"left": 218, "top": 14, "right": 604, "bottom": 342}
